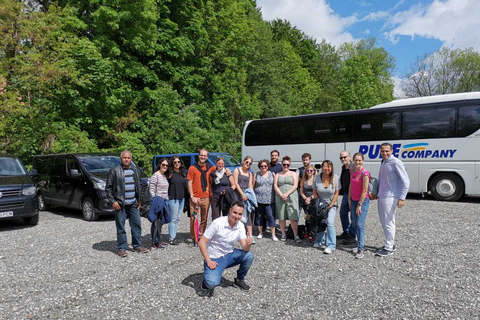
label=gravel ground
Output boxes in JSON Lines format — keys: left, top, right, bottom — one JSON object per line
{"left": 1, "top": 194, "right": 480, "bottom": 319}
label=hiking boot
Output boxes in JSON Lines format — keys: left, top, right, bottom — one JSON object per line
{"left": 355, "top": 250, "right": 364, "bottom": 259}
{"left": 117, "top": 250, "right": 127, "bottom": 258}
{"left": 134, "top": 246, "right": 148, "bottom": 253}
{"left": 376, "top": 248, "right": 394, "bottom": 257}
{"left": 233, "top": 278, "right": 251, "bottom": 291}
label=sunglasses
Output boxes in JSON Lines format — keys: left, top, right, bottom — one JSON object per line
{"left": 260, "top": 165, "right": 268, "bottom": 168}
{"left": 339, "top": 156, "right": 348, "bottom": 160}
{"left": 161, "top": 163, "right": 168, "bottom": 167}
{"left": 245, "top": 162, "right": 251, "bottom": 165}
{"left": 306, "top": 169, "right": 314, "bottom": 173}
{"left": 282, "top": 163, "right": 290, "bottom": 167}
{"left": 173, "top": 161, "right": 181, "bottom": 164}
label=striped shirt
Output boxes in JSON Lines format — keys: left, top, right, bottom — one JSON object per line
{"left": 124, "top": 168, "right": 136, "bottom": 205}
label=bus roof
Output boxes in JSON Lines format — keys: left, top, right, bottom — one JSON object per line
{"left": 371, "top": 92, "right": 480, "bottom": 109}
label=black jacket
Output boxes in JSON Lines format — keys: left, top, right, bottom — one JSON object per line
{"left": 308, "top": 198, "right": 330, "bottom": 233}
{"left": 105, "top": 164, "right": 143, "bottom": 208}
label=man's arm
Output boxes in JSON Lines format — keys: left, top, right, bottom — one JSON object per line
{"left": 239, "top": 237, "right": 253, "bottom": 252}
{"left": 198, "top": 236, "right": 217, "bottom": 269}
{"left": 395, "top": 160, "right": 410, "bottom": 208}
{"left": 187, "top": 179, "right": 198, "bottom": 204}
{"left": 105, "top": 169, "right": 120, "bottom": 210}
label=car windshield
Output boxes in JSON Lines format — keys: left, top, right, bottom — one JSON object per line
{"left": 79, "top": 156, "right": 139, "bottom": 174}
{"left": 209, "top": 154, "right": 241, "bottom": 166}
{"left": 0, "top": 157, "right": 27, "bottom": 176}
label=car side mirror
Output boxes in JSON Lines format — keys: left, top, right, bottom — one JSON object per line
{"left": 70, "top": 169, "right": 81, "bottom": 177}
{"left": 29, "top": 169, "right": 38, "bottom": 175}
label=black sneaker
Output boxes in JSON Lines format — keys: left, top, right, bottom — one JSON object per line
{"left": 376, "top": 248, "right": 394, "bottom": 257}
{"left": 336, "top": 232, "right": 349, "bottom": 240}
{"left": 233, "top": 278, "right": 251, "bottom": 291}
{"left": 169, "top": 239, "right": 179, "bottom": 245}
{"left": 377, "top": 245, "right": 396, "bottom": 252}
{"left": 342, "top": 237, "right": 357, "bottom": 245}
{"left": 201, "top": 281, "right": 214, "bottom": 297}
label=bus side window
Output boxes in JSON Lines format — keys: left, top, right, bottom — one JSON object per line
{"left": 458, "top": 105, "right": 480, "bottom": 137}
{"left": 402, "top": 107, "right": 455, "bottom": 139}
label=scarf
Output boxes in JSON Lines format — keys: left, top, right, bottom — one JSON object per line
{"left": 214, "top": 167, "right": 225, "bottom": 185}
{"left": 193, "top": 162, "right": 213, "bottom": 192}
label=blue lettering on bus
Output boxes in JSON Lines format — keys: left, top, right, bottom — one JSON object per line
{"left": 359, "top": 143, "right": 457, "bottom": 159}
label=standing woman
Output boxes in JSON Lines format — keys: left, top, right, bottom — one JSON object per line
{"left": 167, "top": 156, "right": 187, "bottom": 246}
{"left": 210, "top": 157, "right": 235, "bottom": 220}
{"left": 149, "top": 158, "right": 170, "bottom": 249}
{"left": 233, "top": 156, "right": 254, "bottom": 241}
{"left": 348, "top": 152, "right": 370, "bottom": 259}
{"left": 299, "top": 164, "right": 316, "bottom": 240}
{"left": 313, "top": 160, "right": 340, "bottom": 254}
{"left": 253, "top": 159, "right": 277, "bottom": 241}
{"left": 274, "top": 156, "right": 300, "bottom": 242}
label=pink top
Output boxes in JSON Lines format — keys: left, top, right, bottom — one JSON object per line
{"left": 350, "top": 168, "right": 370, "bottom": 201}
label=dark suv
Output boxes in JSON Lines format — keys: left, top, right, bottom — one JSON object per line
{"left": 33, "top": 153, "right": 150, "bottom": 221}
{"left": 0, "top": 155, "right": 39, "bottom": 225}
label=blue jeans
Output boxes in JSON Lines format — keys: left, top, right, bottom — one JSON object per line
{"left": 340, "top": 195, "right": 355, "bottom": 236}
{"left": 115, "top": 204, "right": 142, "bottom": 250}
{"left": 203, "top": 249, "right": 254, "bottom": 289}
{"left": 351, "top": 198, "right": 370, "bottom": 251}
{"left": 168, "top": 199, "right": 184, "bottom": 240}
{"left": 315, "top": 206, "right": 337, "bottom": 250}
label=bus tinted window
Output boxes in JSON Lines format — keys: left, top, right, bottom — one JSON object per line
{"left": 402, "top": 107, "right": 455, "bottom": 139}
{"left": 245, "top": 121, "right": 278, "bottom": 146}
{"left": 458, "top": 105, "right": 480, "bottom": 137}
{"left": 279, "top": 119, "right": 314, "bottom": 144}
{"left": 355, "top": 112, "right": 401, "bottom": 141}
{"left": 314, "top": 116, "right": 353, "bottom": 143}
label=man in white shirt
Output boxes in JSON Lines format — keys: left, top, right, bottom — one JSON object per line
{"left": 198, "top": 202, "right": 254, "bottom": 296}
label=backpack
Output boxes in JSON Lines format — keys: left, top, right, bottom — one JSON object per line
{"left": 350, "top": 168, "right": 379, "bottom": 196}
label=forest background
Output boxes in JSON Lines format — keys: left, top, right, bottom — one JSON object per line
{"left": 2, "top": 0, "right": 480, "bottom": 173}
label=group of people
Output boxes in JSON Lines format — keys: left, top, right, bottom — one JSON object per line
{"left": 105, "top": 143, "right": 410, "bottom": 295}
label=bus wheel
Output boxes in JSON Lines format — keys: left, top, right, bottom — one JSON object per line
{"left": 82, "top": 197, "right": 99, "bottom": 221}
{"left": 430, "top": 174, "right": 464, "bottom": 202}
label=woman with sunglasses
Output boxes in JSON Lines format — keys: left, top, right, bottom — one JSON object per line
{"left": 233, "top": 156, "right": 255, "bottom": 241}
{"left": 167, "top": 156, "right": 187, "bottom": 245}
{"left": 149, "top": 158, "right": 171, "bottom": 249}
{"left": 210, "top": 157, "right": 235, "bottom": 220}
{"left": 300, "top": 164, "right": 316, "bottom": 241}
{"left": 313, "top": 160, "right": 340, "bottom": 254}
{"left": 274, "top": 156, "right": 300, "bottom": 242}
{"left": 252, "top": 159, "right": 277, "bottom": 241}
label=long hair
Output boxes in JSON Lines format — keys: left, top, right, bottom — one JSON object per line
{"left": 168, "top": 155, "right": 186, "bottom": 178}
{"left": 301, "top": 164, "right": 316, "bottom": 187}
{"left": 321, "top": 160, "right": 334, "bottom": 188}
{"left": 156, "top": 158, "right": 171, "bottom": 177}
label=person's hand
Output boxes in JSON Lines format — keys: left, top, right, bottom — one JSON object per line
{"left": 136, "top": 201, "right": 142, "bottom": 210}
{"left": 348, "top": 200, "right": 351, "bottom": 210}
{"left": 112, "top": 201, "right": 121, "bottom": 210}
{"left": 356, "top": 206, "right": 362, "bottom": 216}
{"left": 245, "top": 237, "right": 253, "bottom": 246}
{"left": 191, "top": 197, "right": 199, "bottom": 205}
{"left": 305, "top": 197, "right": 311, "bottom": 205}
{"left": 370, "top": 194, "right": 378, "bottom": 200}
{"left": 242, "top": 194, "right": 248, "bottom": 201}
{"left": 397, "top": 199, "right": 405, "bottom": 208}
{"left": 206, "top": 260, "right": 218, "bottom": 269}
{"left": 281, "top": 194, "right": 288, "bottom": 201}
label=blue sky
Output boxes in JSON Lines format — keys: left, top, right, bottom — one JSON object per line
{"left": 256, "top": 0, "right": 480, "bottom": 96}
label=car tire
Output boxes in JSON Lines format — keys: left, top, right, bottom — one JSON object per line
{"left": 430, "top": 173, "right": 464, "bottom": 202}
{"left": 37, "top": 192, "right": 49, "bottom": 211}
{"left": 82, "top": 197, "right": 99, "bottom": 221}
{"left": 23, "top": 214, "right": 39, "bottom": 226}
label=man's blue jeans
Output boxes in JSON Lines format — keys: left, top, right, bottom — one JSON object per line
{"left": 351, "top": 198, "right": 370, "bottom": 251}
{"left": 115, "top": 204, "right": 142, "bottom": 250}
{"left": 203, "top": 249, "right": 254, "bottom": 289}
{"left": 315, "top": 206, "right": 337, "bottom": 250}
{"left": 168, "top": 199, "right": 185, "bottom": 240}
{"left": 340, "top": 195, "right": 355, "bottom": 236}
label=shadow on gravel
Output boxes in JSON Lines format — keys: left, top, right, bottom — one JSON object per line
{"left": 46, "top": 207, "right": 114, "bottom": 221}
{"left": 181, "top": 273, "right": 234, "bottom": 297}
{"left": 0, "top": 219, "right": 36, "bottom": 231}
{"left": 406, "top": 193, "right": 480, "bottom": 204}
{"left": 92, "top": 235, "right": 153, "bottom": 254}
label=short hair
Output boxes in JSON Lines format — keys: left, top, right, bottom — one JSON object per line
{"left": 380, "top": 143, "right": 393, "bottom": 150}
{"left": 340, "top": 150, "right": 350, "bottom": 156}
{"left": 243, "top": 155, "right": 253, "bottom": 163}
{"left": 258, "top": 159, "right": 270, "bottom": 169}
{"left": 282, "top": 156, "right": 291, "bottom": 163}
{"left": 270, "top": 149, "right": 279, "bottom": 156}
{"left": 353, "top": 152, "right": 364, "bottom": 161}
{"left": 120, "top": 150, "right": 132, "bottom": 158}
{"left": 302, "top": 153, "right": 311, "bottom": 160}
{"left": 199, "top": 148, "right": 209, "bottom": 156}
{"left": 230, "top": 201, "right": 245, "bottom": 209}
{"left": 215, "top": 157, "right": 224, "bottom": 164}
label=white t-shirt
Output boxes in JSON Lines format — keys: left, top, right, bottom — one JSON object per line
{"left": 203, "top": 216, "right": 247, "bottom": 259}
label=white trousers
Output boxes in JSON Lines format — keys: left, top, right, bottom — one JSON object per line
{"left": 378, "top": 197, "right": 398, "bottom": 251}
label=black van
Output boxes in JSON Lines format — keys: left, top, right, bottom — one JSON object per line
{"left": 33, "top": 153, "right": 150, "bottom": 221}
{"left": 0, "top": 155, "right": 39, "bottom": 225}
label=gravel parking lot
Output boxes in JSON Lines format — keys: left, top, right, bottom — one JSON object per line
{"left": 1, "top": 194, "right": 480, "bottom": 319}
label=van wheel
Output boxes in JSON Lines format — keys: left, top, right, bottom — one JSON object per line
{"left": 23, "top": 214, "right": 39, "bottom": 226}
{"left": 430, "top": 173, "right": 464, "bottom": 202}
{"left": 82, "top": 197, "right": 99, "bottom": 221}
{"left": 37, "top": 192, "right": 49, "bottom": 211}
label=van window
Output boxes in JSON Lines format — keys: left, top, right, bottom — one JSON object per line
{"left": 53, "top": 156, "right": 66, "bottom": 176}
{"left": 208, "top": 154, "right": 241, "bottom": 167}
{"left": 67, "top": 157, "right": 81, "bottom": 174}
{"left": 79, "top": 155, "right": 121, "bottom": 174}
{"left": 34, "top": 157, "right": 51, "bottom": 175}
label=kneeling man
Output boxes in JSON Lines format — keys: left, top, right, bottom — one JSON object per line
{"left": 198, "top": 202, "right": 254, "bottom": 295}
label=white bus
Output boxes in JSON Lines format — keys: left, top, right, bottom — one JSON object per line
{"left": 242, "top": 92, "right": 480, "bottom": 201}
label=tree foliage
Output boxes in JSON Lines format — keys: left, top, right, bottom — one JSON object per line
{"left": 0, "top": 0, "right": 397, "bottom": 173}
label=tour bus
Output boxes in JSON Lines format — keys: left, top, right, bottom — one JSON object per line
{"left": 242, "top": 92, "right": 480, "bottom": 201}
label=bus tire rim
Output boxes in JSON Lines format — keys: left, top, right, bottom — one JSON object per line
{"left": 435, "top": 179, "right": 456, "bottom": 198}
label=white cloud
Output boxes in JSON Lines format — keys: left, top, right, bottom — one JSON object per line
{"left": 392, "top": 76, "right": 407, "bottom": 99}
{"left": 256, "top": 0, "right": 356, "bottom": 47}
{"left": 387, "top": 0, "right": 480, "bottom": 50}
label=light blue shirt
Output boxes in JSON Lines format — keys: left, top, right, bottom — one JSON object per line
{"left": 377, "top": 155, "right": 410, "bottom": 200}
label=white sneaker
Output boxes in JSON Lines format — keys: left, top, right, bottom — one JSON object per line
{"left": 323, "top": 247, "right": 334, "bottom": 254}
{"left": 257, "top": 234, "right": 263, "bottom": 239}
{"left": 272, "top": 236, "right": 279, "bottom": 242}
{"left": 313, "top": 242, "right": 321, "bottom": 248}
{"left": 352, "top": 247, "right": 358, "bottom": 254}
